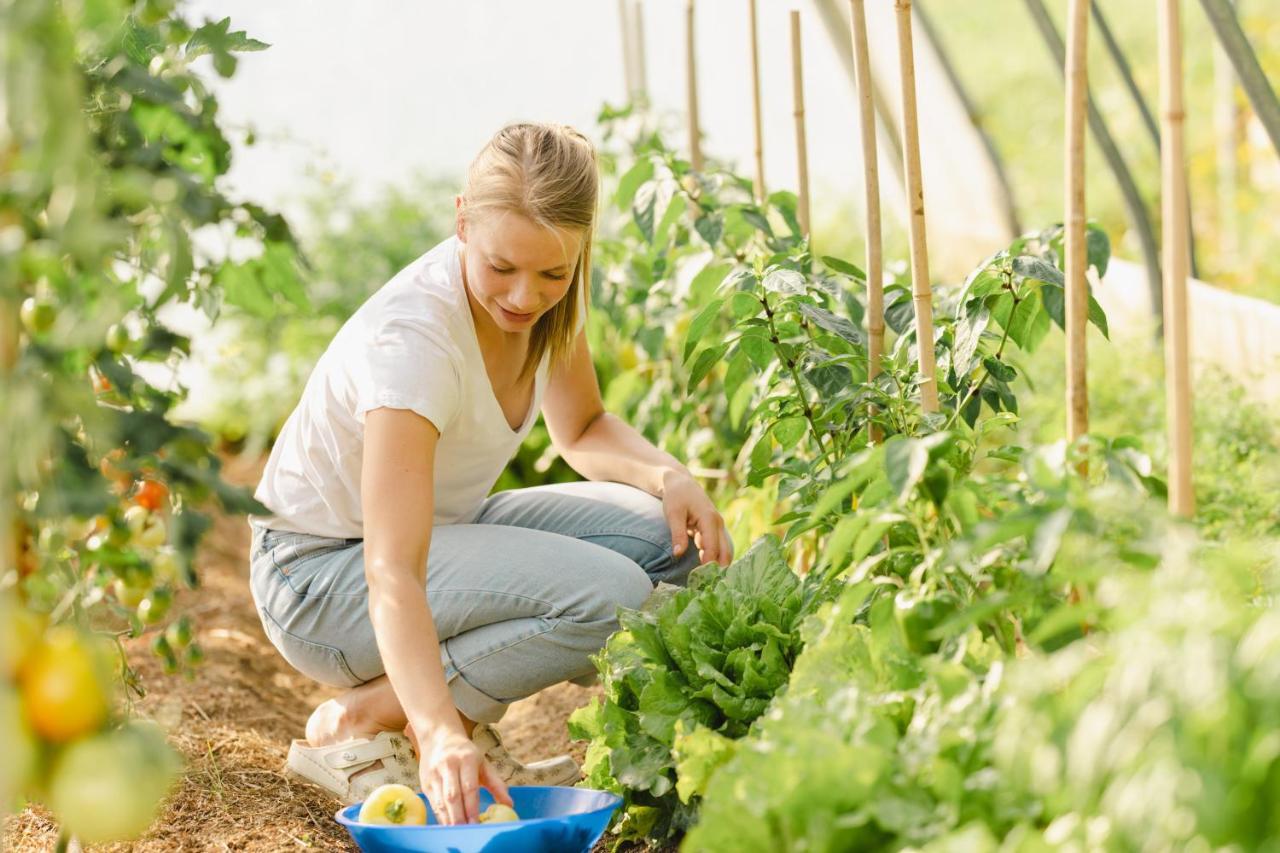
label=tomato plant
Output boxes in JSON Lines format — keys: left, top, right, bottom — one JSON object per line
{"left": 1, "top": 0, "right": 298, "bottom": 844}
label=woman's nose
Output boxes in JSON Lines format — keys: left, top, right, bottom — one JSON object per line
{"left": 508, "top": 281, "right": 542, "bottom": 311}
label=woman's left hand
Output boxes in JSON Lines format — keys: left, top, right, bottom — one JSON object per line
{"left": 660, "top": 469, "right": 734, "bottom": 567}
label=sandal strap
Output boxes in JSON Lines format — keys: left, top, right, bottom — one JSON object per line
{"left": 321, "top": 734, "right": 399, "bottom": 770}
{"left": 287, "top": 732, "right": 420, "bottom": 806}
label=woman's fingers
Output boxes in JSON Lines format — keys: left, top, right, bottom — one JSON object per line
{"left": 428, "top": 762, "right": 468, "bottom": 825}
{"left": 693, "top": 513, "right": 731, "bottom": 565}
{"left": 666, "top": 504, "right": 690, "bottom": 556}
{"left": 459, "top": 759, "right": 481, "bottom": 824}
{"left": 480, "top": 759, "right": 514, "bottom": 808}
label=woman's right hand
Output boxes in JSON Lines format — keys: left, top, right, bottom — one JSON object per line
{"left": 417, "top": 725, "right": 513, "bottom": 825}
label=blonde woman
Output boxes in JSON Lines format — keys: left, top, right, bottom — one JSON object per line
{"left": 246, "top": 123, "right": 733, "bottom": 826}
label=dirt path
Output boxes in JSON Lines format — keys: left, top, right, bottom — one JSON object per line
{"left": 3, "top": 453, "right": 613, "bottom": 851}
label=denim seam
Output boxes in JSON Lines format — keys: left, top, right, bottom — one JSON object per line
{"left": 576, "top": 527, "right": 677, "bottom": 571}
{"left": 267, "top": 564, "right": 367, "bottom": 599}
{"left": 447, "top": 617, "right": 562, "bottom": 673}
{"left": 428, "top": 588, "right": 561, "bottom": 612}
{"left": 572, "top": 526, "right": 674, "bottom": 551}
{"left": 257, "top": 605, "right": 360, "bottom": 686}
{"left": 446, "top": 658, "right": 505, "bottom": 704}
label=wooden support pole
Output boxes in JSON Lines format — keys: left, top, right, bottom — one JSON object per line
{"left": 686, "top": 0, "right": 703, "bottom": 171}
{"left": 1065, "top": 0, "right": 1089, "bottom": 445}
{"left": 1159, "top": 0, "right": 1195, "bottom": 518}
{"left": 790, "top": 10, "right": 811, "bottom": 242}
{"left": 747, "top": 0, "right": 766, "bottom": 204}
{"left": 618, "top": 0, "right": 636, "bottom": 102}
{"left": 850, "top": 0, "right": 883, "bottom": 384}
{"left": 893, "top": 0, "right": 938, "bottom": 413}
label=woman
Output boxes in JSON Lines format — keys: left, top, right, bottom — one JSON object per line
{"left": 246, "top": 122, "right": 734, "bottom": 826}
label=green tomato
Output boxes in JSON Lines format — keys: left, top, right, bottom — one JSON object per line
{"left": 105, "top": 323, "right": 131, "bottom": 354}
{"left": 112, "top": 577, "right": 149, "bottom": 610}
{"left": 894, "top": 589, "right": 960, "bottom": 655}
{"left": 164, "top": 617, "right": 193, "bottom": 649}
{"left": 123, "top": 505, "right": 150, "bottom": 536}
{"left": 150, "top": 548, "right": 180, "bottom": 585}
{"left": 137, "top": 587, "right": 173, "bottom": 626}
{"left": 183, "top": 643, "right": 205, "bottom": 668}
{"left": 46, "top": 722, "right": 181, "bottom": 843}
{"left": 137, "top": 516, "right": 167, "bottom": 549}
{"left": 20, "top": 297, "right": 56, "bottom": 334}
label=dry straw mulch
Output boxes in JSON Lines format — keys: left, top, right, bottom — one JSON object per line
{"left": 3, "top": 453, "right": 618, "bottom": 852}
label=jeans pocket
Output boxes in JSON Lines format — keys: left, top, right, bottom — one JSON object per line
{"left": 268, "top": 535, "right": 357, "bottom": 596}
{"left": 257, "top": 606, "right": 363, "bottom": 688}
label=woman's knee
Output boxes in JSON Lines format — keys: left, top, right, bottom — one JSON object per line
{"left": 577, "top": 554, "right": 653, "bottom": 628}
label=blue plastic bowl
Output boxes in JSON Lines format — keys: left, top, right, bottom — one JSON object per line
{"left": 335, "top": 785, "right": 622, "bottom": 853}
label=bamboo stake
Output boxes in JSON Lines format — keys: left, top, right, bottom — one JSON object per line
{"left": 790, "top": 10, "right": 811, "bottom": 242}
{"left": 1065, "top": 0, "right": 1089, "bottom": 446}
{"left": 747, "top": 0, "right": 766, "bottom": 204}
{"left": 632, "top": 0, "right": 649, "bottom": 104}
{"left": 850, "top": 0, "right": 883, "bottom": 387}
{"left": 1023, "top": 0, "right": 1164, "bottom": 326}
{"left": 893, "top": 0, "right": 938, "bottom": 413}
{"left": 685, "top": 0, "right": 703, "bottom": 171}
{"left": 618, "top": 0, "right": 636, "bottom": 101}
{"left": 1159, "top": 0, "right": 1195, "bottom": 518}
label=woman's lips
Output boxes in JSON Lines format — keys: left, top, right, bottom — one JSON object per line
{"left": 499, "top": 305, "right": 535, "bottom": 322}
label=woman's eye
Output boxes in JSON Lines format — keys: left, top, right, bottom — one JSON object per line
{"left": 489, "top": 264, "right": 514, "bottom": 274}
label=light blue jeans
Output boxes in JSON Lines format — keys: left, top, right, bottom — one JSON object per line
{"left": 247, "top": 480, "right": 702, "bottom": 724}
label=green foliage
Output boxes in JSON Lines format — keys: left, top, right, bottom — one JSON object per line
{"left": 1018, "top": 337, "right": 1280, "bottom": 542}
{"left": 567, "top": 535, "right": 823, "bottom": 843}
{"left": 993, "top": 539, "right": 1280, "bottom": 851}
{"left": 570, "top": 109, "right": 1196, "bottom": 852}
{"left": 686, "top": 468, "right": 1280, "bottom": 851}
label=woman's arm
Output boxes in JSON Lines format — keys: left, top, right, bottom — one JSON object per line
{"left": 543, "top": 330, "right": 734, "bottom": 566}
{"left": 361, "top": 407, "right": 509, "bottom": 825}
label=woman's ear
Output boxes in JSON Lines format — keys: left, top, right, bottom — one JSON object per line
{"left": 455, "top": 195, "right": 467, "bottom": 244}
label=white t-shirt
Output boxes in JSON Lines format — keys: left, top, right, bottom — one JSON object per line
{"left": 251, "top": 234, "right": 584, "bottom": 538}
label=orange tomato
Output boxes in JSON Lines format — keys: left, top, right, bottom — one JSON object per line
{"left": 20, "top": 625, "right": 114, "bottom": 742}
{"left": 132, "top": 479, "right": 169, "bottom": 512}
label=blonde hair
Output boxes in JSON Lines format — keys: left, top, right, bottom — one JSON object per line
{"left": 459, "top": 122, "right": 598, "bottom": 383}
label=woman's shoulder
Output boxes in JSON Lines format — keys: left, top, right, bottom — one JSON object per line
{"left": 349, "top": 236, "right": 468, "bottom": 338}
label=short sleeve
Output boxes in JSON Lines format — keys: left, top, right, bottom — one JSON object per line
{"left": 353, "top": 318, "right": 461, "bottom": 433}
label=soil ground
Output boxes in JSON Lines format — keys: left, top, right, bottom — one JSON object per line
{"left": 4, "top": 453, "right": 670, "bottom": 852}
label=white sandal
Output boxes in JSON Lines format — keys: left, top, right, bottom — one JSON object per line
{"left": 284, "top": 731, "right": 420, "bottom": 806}
{"left": 284, "top": 723, "right": 581, "bottom": 804}
{"left": 471, "top": 723, "right": 582, "bottom": 786}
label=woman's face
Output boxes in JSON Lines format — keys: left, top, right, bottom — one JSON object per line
{"left": 456, "top": 201, "right": 581, "bottom": 338}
